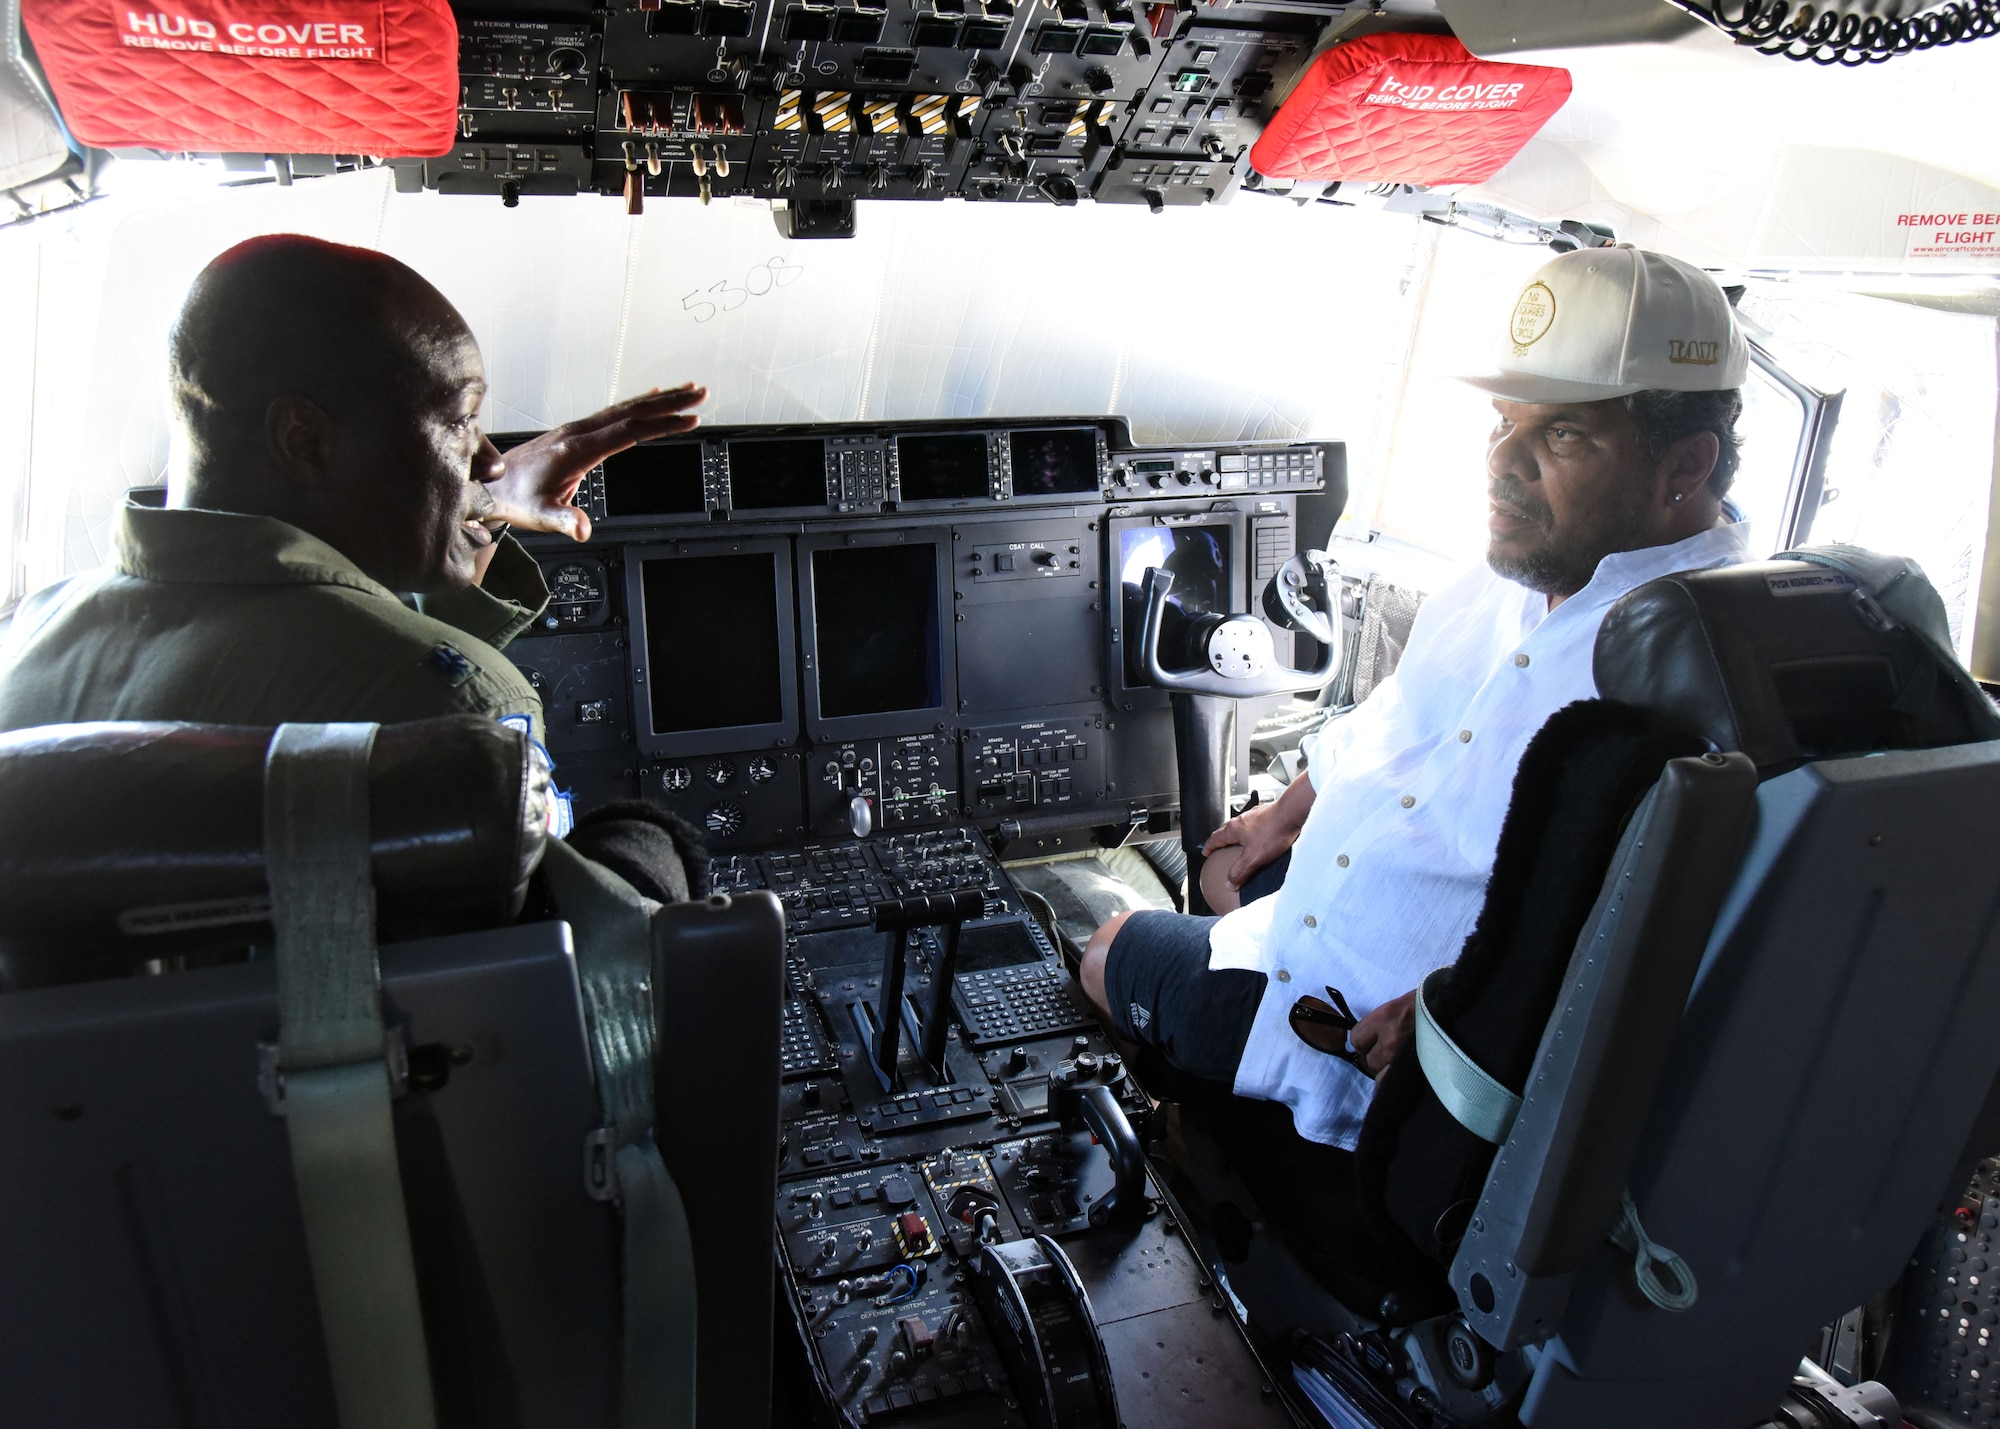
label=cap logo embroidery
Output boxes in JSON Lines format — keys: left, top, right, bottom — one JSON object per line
{"left": 1509, "top": 282, "right": 1556, "bottom": 350}
{"left": 1668, "top": 339, "right": 1719, "bottom": 366}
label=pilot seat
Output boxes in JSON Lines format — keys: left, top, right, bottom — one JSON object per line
{"left": 1107, "top": 546, "right": 2000, "bottom": 1428}
{"left": 0, "top": 714, "right": 785, "bottom": 1429}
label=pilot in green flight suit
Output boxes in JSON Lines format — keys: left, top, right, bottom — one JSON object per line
{"left": 0, "top": 233, "right": 703, "bottom": 774}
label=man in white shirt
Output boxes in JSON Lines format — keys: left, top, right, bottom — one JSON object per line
{"left": 1078, "top": 247, "right": 1755, "bottom": 1187}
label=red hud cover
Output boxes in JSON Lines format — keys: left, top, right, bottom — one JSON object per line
{"left": 23, "top": 0, "right": 458, "bottom": 156}
{"left": 1249, "top": 32, "right": 1570, "bottom": 187}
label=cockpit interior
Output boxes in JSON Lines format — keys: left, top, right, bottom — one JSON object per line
{"left": 5, "top": 2, "right": 2000, "bottom": 1427}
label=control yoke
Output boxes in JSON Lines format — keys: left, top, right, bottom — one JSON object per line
{"left": 1135, "top": 550, "right": 1343, "bottom": 914}
{"left": 1137, "top": 549, "right": 1341, "bottom": 699}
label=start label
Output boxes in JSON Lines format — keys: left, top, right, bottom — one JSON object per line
{"left": 112, "top": 2, "right": 385, "bottom": 59}
{"left": 1899, "top": 211, "right": 2000, "bottom": 265}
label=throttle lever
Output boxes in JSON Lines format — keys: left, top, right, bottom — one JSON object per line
{"left": 1048, "top": 1055, "right": 1146, "bottom": 1225}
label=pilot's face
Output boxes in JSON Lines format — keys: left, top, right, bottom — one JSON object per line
{"left": 347, "top": 323, "right": 506, "bottom": 594}
{"left": 1484, "top": 398, "right": 1661, "bottom": 599}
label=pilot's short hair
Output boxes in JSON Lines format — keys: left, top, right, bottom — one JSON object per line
{"left": 1622, "top": 387, "right": 1745, "bottom": 499}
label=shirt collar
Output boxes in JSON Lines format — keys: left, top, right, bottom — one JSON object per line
{"left": 114, "top": 496, "right": 402, "bottom": 603}
{"left": 1565, "top": 520, "right": 1755, "bottom": 614}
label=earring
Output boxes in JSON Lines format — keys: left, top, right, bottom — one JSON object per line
{"left": 1673, "top": 492, "right": 1684, "bottom": 503}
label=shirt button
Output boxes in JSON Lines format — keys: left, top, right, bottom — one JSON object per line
{"left": 1336, "top": 854, "right": 1350, "bottom": 867}
{"left": 1514, "top": 653, "right": 1531, "bottom": 668}
{"left": 1302, "top": 915, "right": 1317, "bottom": 929}
{"left": 1276, "top": 968, "right": 1292, "bottom": 982}
{"left": 1400, "top": 795, "right": 1416, "bottom": 808}
{"left": 1458, "top": 729, "right": 1473, "bottom": 743}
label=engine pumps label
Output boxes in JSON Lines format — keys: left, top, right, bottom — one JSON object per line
{"left": 114, "top": 2, "right": 385, "bottom": 60}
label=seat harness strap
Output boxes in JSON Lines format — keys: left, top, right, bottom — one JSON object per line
{"left": 1413, "top": 968, "right": 1700, "bottom": 1315}
{"left": 1412, "top": 967, "right": 1522, "bottom": 1146}
{"left": 265, "top": 722, "right": 438, "bottom": 1429}
{"left": 1608, "top": 1190, "right": 1699, "bottom": 1312}
{"left": 539, "top": 839, "right": 699, "bottom": 1429}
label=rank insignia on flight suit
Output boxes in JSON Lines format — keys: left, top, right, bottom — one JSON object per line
{"left": 426, "top": 642, "right": 480, "bottom": 688}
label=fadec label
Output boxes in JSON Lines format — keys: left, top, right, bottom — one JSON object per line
{"left": 111, "top": 1, "right": 386, "bottom": 60}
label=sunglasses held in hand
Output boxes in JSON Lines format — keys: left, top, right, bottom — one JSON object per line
{"left": 1288, "top": 986, "right": 1373, "bottom": 1073}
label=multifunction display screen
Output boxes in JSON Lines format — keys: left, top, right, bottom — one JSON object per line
{"left": 603, "top": 442, "right": 705, "bottom": 518}
{"left": 955, "top": 921, "right": 1043, "bottom": 974}
{"left": 811, "top": 543, "right": 942, "bottom": 720}
{"left": 728, "top": 438, "right": 828, "bottom": 509}
{"left": 896, "top": 433, "right": 991, "bottom": 503}
{"left": 640, "top": 552, "right": 785, "bottom": 732}
{"left": 1008, "top": 428, "right": 1100, "bottom": 497}
{"left": 1117, "top": 523, "right": 1233, "bottom": 687}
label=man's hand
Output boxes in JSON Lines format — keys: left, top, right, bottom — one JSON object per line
{"left": 487, "top": 384, "right": 709, "bottom": 542}
{"left": 1346, "top": 989, "right": 1416, "bottom": 1077}
{"left": 1201, "top": 771, "right": 1316, "bottom": 892}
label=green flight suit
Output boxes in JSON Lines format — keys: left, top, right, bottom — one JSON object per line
{"left": 0, "top": 492, "right": 549, "bottom": 739}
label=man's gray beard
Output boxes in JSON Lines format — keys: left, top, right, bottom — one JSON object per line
{"left": 1486, "top": 536, "right": 1599, "bottom": 599}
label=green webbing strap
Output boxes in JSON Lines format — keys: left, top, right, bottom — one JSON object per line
{"left": 1412, "top": 968, "right": 1522, "bottom": 1146}
{"left": 539, "top": 840, "right": 698, "bottom": 1429}
{"left": 1608, "top": 1189, "right": 1699, "bottom": 1313}
{"left": 265, "top": 722, "right": 437, "bottom": 1429}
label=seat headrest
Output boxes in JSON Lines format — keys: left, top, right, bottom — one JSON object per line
{"left": 0, "top": 716, "right": 549, "bottom": 989}
{"left": 1594, "top": 548, "right": 2000, "bottom": 774}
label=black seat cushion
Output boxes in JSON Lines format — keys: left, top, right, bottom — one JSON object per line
{"left": 1354, "top": 699, "right": 1705, "bottom": 1265}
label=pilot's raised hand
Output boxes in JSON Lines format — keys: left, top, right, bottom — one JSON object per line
{"left": 485, "top": 384, "right": 709, "bottom": 542}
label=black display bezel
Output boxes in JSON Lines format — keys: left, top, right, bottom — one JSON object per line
{"left": 796, "top": 528, "right": 958, "bottom": 742}
{"left": 624, "top": 536, "right": 800, "bottom": 759}
{"left": 600, "top": 440, "right": 709, "bottom": 522}
{"left": 893, "top": 430, "right": 997, "bottom": 507}
{"left": 1004, "top": 425, "right": 1107, "bottom": 504}
{"left": 725, "top": 437, "right": 831, "bottom": 514}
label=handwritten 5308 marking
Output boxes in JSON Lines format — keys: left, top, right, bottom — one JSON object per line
{"left": 682, "top": 257, "right": 805, "bottom": 323}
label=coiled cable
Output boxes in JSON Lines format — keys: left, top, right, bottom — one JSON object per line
{"left": 1666, "top": 0, "right": 2000, "bottom": 64}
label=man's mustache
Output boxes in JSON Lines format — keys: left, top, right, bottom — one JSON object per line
{"left": 1489, "top": 481, "right": 1555, "bottom": 530}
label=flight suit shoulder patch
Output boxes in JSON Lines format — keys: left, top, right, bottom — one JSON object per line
{"left": 425, "top": 641, "right": 481, "bottom": 688}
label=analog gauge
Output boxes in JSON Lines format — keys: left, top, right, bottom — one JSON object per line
{"left": 704, "top": 801, "right": 745, "bottom": 838}
{"left": 747, "top": 756, "right": 776, "bottom": 785}
{"left": 706, "top": 759, "right": 738, "bottom": 787}
{"left": 543, "top": 560, "right": 608, "bottom": 627}
{"left": 661, "top": 765, "right": 693, "bottom": 794}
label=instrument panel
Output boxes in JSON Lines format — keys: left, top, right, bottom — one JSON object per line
{"left": 509, "top": 415, "right": 1341, "bottom": 847}
{"left": 396, "top": 2, "right": 1348, "bottom": 209}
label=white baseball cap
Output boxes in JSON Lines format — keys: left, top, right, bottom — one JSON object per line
{"left": 1458, "top": 245, "right": 1748, "bottom": 405}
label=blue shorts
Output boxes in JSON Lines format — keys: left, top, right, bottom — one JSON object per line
{"left": 1101, "top": 850, "right": 1290, "bottom": 1084}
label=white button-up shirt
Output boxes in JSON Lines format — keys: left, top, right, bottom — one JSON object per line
{"left": 1209, "top": 522, "right": 1754, "bottom": 1149}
